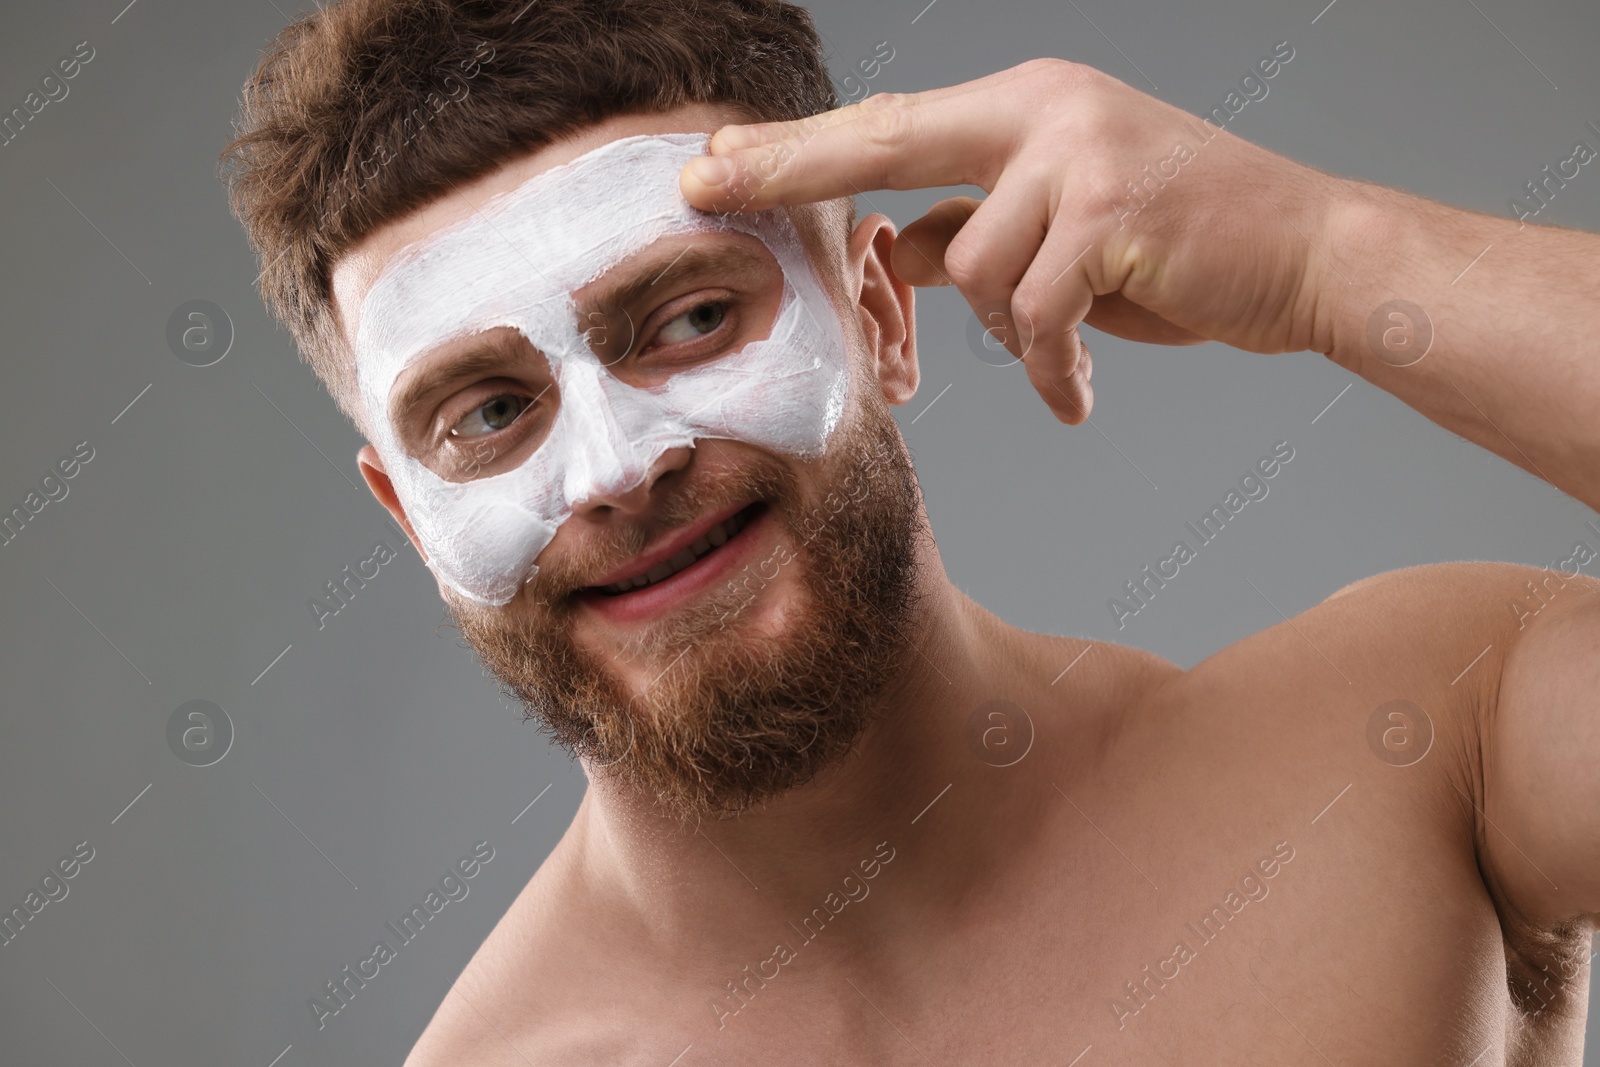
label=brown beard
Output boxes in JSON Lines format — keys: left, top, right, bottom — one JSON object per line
{"left": 445, "top": 395, "right": 927, "bottom": 823}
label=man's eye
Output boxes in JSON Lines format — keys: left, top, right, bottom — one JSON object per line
{"left": 655, "top": 300, "right": 726, "bottom": 346}
{"left": 450, "top": 394, "right": 529, "bottom": 439}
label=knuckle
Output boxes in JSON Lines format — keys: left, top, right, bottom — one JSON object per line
{"left": 930, "top": 195, "right": 980, "bottom": 225}
{"left": 862, "top": 89, "right": 914, "bottom": 110}
{"left": 1070, "top": 92, "right": 1119, "bottom": 142}
{"left": 940, "top": 236, "right": 987, "bottom": 290}
{"left": 1010, "top": 290, "right": 1047, "bottom": 329}
{"left": 1079, "top": 155, "right": 1124, "bottom": 198}
{"left": 855, "top": 97, "right": 917, "bottom": 150}
{"left": 1019, "top": 56, "right": 1092, "bottom": 92}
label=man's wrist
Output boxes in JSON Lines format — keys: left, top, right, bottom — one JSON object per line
{"left": 1313, "top": 177, "right": 1427, "bottom": 374}
{"left": 1315, "top": 177, "right": 1515, "bottom": 377}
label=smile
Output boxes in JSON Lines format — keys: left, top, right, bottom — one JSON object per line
{"left": 598, "top": 507, "right": 753, "bottom": 595}
{"left": 575, "top": 501, "right": 770, "bottom": 624}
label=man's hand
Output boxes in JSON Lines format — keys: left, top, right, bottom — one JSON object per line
{"left": 680, "top": 58, "right": 1600, "bottom": 514}
{"left": 679, "top": 58, "right": 1348, "bottom": 424}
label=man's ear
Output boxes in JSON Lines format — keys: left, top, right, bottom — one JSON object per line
{"left": 847, "top": 213, "right": 917, "bottom": 406}
{"left": 357, "top": 445, "right": 428, "bottom": 564}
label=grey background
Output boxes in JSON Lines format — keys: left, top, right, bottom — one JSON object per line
{"left": 1, "top": 0, "right": 1596, "bottom": 1063}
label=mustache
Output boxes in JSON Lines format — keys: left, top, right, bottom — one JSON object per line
{"left": 519, "top": 453, "right": 800, "bottom": 606}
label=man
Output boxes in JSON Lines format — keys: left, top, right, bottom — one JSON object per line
{"left": 223, "top": 0, "right": 1600, "bottom": 1062}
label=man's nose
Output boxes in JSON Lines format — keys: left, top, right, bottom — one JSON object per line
{"left": 570, "top": 445, "right": 693, "bottom": 518}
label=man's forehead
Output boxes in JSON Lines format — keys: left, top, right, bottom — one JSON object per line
{"left": 329, "top": 102, "right": 754, "bottom": 347}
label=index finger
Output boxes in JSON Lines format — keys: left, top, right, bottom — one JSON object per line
{"left": 678, "top": 76, "right": 1019, "bottom": 213}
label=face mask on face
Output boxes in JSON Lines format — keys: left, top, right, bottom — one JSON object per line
{"left": 356, "top": 132, "right": 852, "bottom": 607}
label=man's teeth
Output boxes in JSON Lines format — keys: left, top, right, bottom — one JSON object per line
{"left": 601, "top": 510, "right": 749, "bottom": 595}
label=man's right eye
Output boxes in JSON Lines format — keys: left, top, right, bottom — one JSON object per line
{"left": 450, "top": 393, "right": 530, "bottom": 439}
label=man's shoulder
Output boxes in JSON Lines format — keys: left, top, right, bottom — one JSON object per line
{"left": 402, "top": 827, "right": 626, "bottom": 1067}
{"left": 405, "top": 1005, "right": 633, "bottom": 1067}
{"left": 404, "top": 999, "right": 626, "bottom": 1067}
{"left": 1219, "top": 558, "right": 1600, "bottom": 752}
{"left": 1164, "top": 558, "right": 1599, "bottom": 739}
{"left": 1314, "top": 558, "right": 1600, "bottom": 642}
{"left": 1321, "top": 558, "right": 1598, "bottom": 606}
{"left": 1276, "top": 558, "right": 1600, "bottom": 686}
{"left": 400, "top": 871, "right": 556, "bottom": 1066}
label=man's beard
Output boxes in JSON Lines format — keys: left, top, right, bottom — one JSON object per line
{"left": 445, "top": 395, "right": 927, "bottom": 822}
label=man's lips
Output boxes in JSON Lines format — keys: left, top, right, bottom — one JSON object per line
{"left": 582, "top": 500, "right": 761, "bottom": 593}
{"left": 570, "top": 501, "right": 771, "bottom": 626}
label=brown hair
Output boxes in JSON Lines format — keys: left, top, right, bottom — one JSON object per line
{"left": 220, "top": 0, "right": 853, "bottom": 431}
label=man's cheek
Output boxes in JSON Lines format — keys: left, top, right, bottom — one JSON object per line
{"left": 838, "top": 468, "right": 870, "bottom": 503}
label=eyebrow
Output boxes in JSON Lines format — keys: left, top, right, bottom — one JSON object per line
{"left": 581, "top": 240, "right": 772, "bottom": 317}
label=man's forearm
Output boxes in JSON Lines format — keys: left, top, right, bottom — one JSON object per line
{"left": 1319, "top": 180, "right": 1600, "bottom": 510}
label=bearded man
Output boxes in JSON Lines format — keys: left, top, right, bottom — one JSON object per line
{"left": 223, "top": 1, "right": 1600, "bottom": 1063}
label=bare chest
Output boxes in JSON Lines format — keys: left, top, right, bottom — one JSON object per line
{"left": 642, "top": 705, "right": 1582, "bottom": 1065}
{"left": 684, "top": 804, "right": 1530, "bottom": 1066}
{"left": 446, "top": 650, "right": 1591, "bottom": 1067}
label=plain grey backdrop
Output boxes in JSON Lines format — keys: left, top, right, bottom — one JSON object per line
{"left": 1, "top": 0, "right": 1596, "bottom": 1062}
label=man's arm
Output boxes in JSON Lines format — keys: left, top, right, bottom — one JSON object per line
{"left": 679, "top": 58, "right": 1600, "bottom": 510}
{"left": 1322, "top": 187, "right": 1600, "bottom": 511}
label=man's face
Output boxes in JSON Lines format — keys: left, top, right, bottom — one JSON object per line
{"left": 334, "top": 105, "right": 926, "bottom": 821}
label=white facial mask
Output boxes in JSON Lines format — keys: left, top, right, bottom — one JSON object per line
{"left": 355, "top": 132, "right": 850, "bottom": 607}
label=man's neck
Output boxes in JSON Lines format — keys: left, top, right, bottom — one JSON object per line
{"left": 565, "top": 556, "right": 1096, "bottom": 953}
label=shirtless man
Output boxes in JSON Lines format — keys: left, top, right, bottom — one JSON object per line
{"left": 222, "top": 1, "right": 1600, "bottom": 1063}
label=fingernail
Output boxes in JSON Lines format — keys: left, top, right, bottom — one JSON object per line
{"left": 687, "top": 156, "right": 735, "bottom": 186}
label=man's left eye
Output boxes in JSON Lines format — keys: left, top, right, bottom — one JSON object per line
{"left": 655, "top": 300, "right": 726, "bottom": 345}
